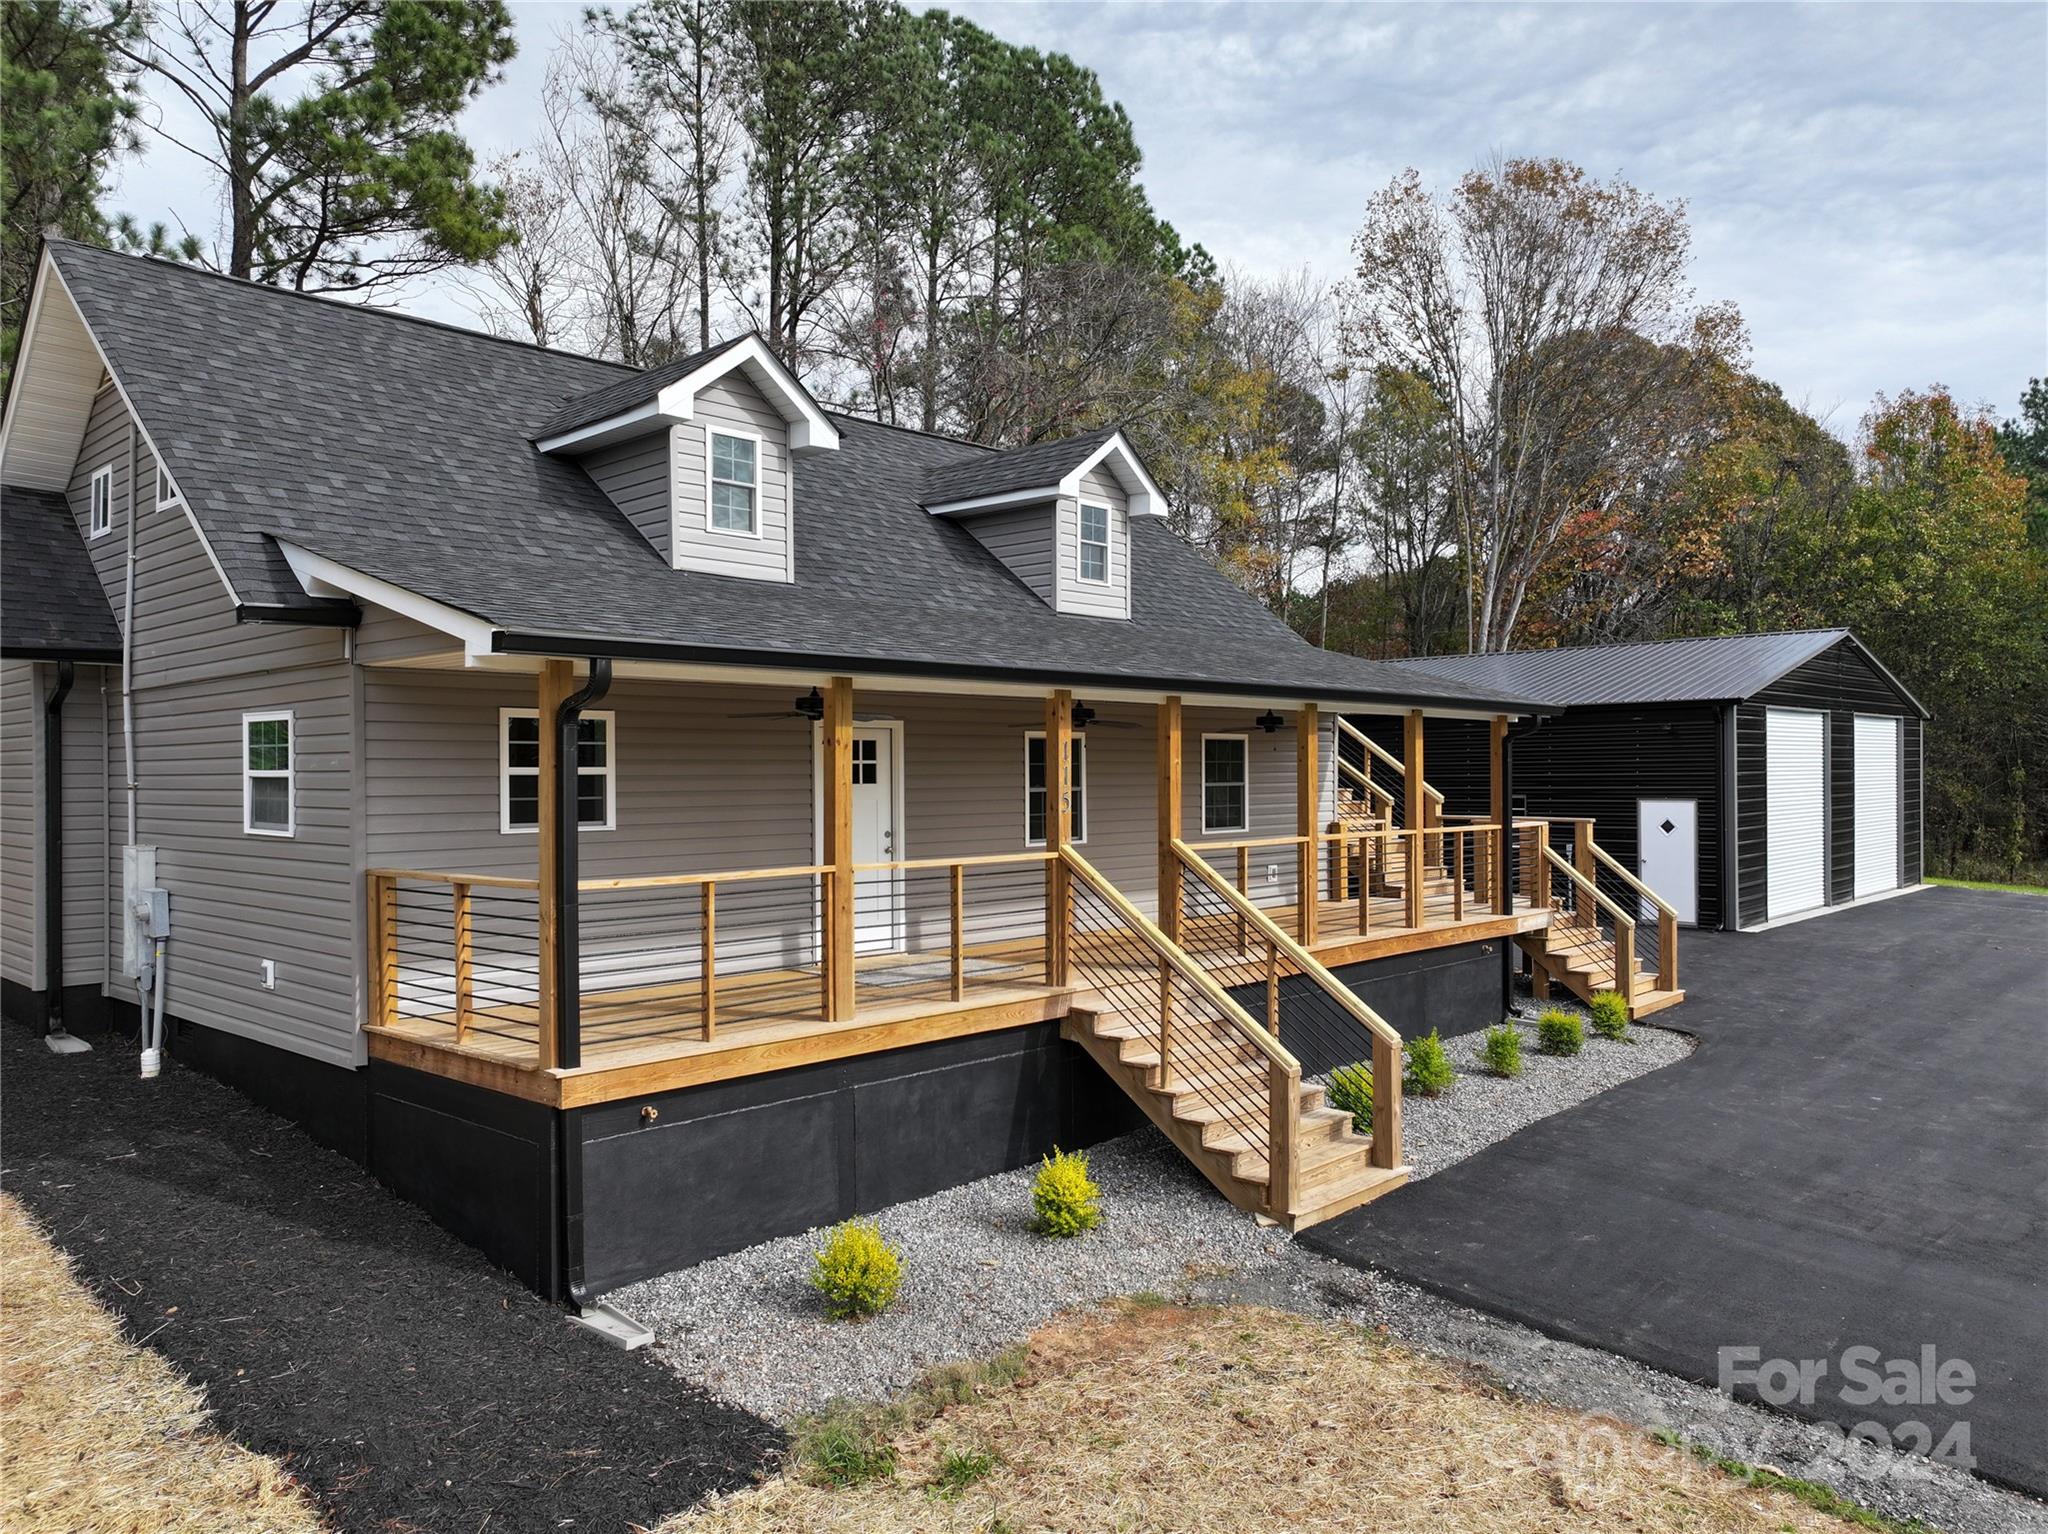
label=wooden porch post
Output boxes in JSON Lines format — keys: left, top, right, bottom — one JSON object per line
{"left": 1157, "top": 695, "right": 1183, "bottom": 944}
{"left": 1490, "top": 715, "right": 1510, "bottom": 914}
{"left": 1045, "top": 690, "right": 1075, "bottom": 985}
{"left": 1573, "top": 818, "right": 1597, "bottom": 929}
{"left": 823, "top": 676, "right": 856, "bottom": 1020}
{"left": 1296, "top": 703, "right": 1319, "bottom": 946}
{"left": 1402, "top": 709, "right": 1425, "bottom": 846}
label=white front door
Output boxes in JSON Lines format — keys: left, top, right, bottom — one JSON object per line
{"left": 1765, "top": 707, "right": 1827, "bottom": 918}
{"left": 846, "top": 726, "right": 902, "bottom": 953}
{"left": 1853, "top": 715, "right": 1901, "bottom": 899}
{"left": 1638, "top": 798, "right": 1699, "bottom": 925}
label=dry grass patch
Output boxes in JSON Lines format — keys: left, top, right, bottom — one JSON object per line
{"left": 666, "top": 1300, "right": 1894, "bottom": 1533}
{"left": 0, "top": 1193, "right": 324, "bottom": 1534}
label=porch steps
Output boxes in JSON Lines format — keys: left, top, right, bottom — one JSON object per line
{"left": 1065, "top": 1003, "right": 1407, "bottom": 1230}
{"left": 1516, "top": 921, "right": 1685, "bottom": 1019}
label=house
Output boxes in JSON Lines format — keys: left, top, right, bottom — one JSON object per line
{"left": 1348, "top": 632, "right": 1928, "bottom": 937}
{"left": 1, "top": 240, "right": 1679, "bottom": 1304}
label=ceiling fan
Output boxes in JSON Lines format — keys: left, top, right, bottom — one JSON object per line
{"left": 1070, "top": 702, "right": 1139, "bottom": 731}
{"left": 726, "top": 688, "right": 895, "bottom": 723}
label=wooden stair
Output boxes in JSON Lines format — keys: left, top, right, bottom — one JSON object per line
{"left": 1517, "top": 918, "right": 1685, "bottom": 1018}
{"left": 1065, "top": 1003, "right": 1409, "bottom": 1229}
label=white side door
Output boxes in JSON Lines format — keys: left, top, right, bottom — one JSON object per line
{"left": 1765, "top": 707, "right": 1827, "bottom": 918}
{"left": 1637, "top": 798, "right": 1699, "bottom": 925}
{"left": 1852, "top": 715, "right": 1901, "bottom": 899}
{"left": 847, "top": 726, "right": 903, "bottom": 954}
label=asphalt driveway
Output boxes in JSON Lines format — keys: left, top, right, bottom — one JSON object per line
{"left": 1304, "top": 886, "right": 2048, "bottom": 1496}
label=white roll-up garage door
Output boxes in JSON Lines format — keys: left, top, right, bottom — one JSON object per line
{"left": 1766, "top": 707, "right": 1826, "bottom": 917}
{"left": 1853, "top": 715, "right": 1901, "bottom": 898}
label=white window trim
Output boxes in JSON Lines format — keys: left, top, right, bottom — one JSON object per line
{"left": 499, "top": 707, "right": 617, "bottom": 835}
{"left": 1077, "top": 501, "right": 1113, "bottom": 586}
{"left": 1023, "top": 730, "right": 1088, "bottom": 846}
{"left": 704, "top": 423, "right": 764, "bottom": 539}
{"left": 242, "top": 710, "right": 295, "bottom": 838}
{"left": 88, "top": 463, "right": 113, "bottom": 538}
{"left": 155, "top": 455, "right": 181, "bottom": 510}
{"left": 1200, "top": 732, "right": 1250, "bottom": 835}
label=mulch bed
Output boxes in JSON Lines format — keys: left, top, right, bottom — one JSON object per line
{"left": 0, "top": 1022, "right": 783, "bottom": 1534}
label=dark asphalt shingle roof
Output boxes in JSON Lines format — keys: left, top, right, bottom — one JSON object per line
{"left": 920, "top": 426, "right": 1121, "bottom": 506}
{"left": 2, "top": 483, "right": 122, "bottom": 659}
{"left": 44, "top": 242, "right": 1553, "bottom": 712}
{"left": 533, "top": 334, "right": 751, "bottom": 440}
{"left": 1388, "top": 630, "right": 1922, "bottom": 712}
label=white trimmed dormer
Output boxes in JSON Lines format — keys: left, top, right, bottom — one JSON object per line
{"left": 921, "top": 430, "right": 1163, "bottom": 621}
{"left": 537, "top": 334, "right": 837, "bottom": 585}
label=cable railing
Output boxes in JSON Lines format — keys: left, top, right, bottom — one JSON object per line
{"left": 1535, "top": 819, "right": 1679, "bottom": 994}
{"left": 1334, "top": 717, "right": 1443, "bottom": 837}
{"left": 1061, "top": 846, "right": 1304, "bottom": 1214}
{"left": 1170, "top": 842, "right": 1402, "bottom": 1171}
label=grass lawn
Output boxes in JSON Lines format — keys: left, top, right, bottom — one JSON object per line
{"left": 0, "top": 1194, "right": 324, "bottom": 1534}
{"left": 1929, "top": 875, "right": 2047, "bottom": 896}
{"left": 664, "top": 1299, "right": 1916, "bottom": 1534}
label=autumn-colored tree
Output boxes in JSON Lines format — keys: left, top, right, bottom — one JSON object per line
{"left": 1995, "top": 378, "right": 2048, "bottom": 551}
{"left": 1344, "top": 156, "right": 1745, "bottom": 651}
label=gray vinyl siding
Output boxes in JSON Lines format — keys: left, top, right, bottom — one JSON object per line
{"left": 669, "top": 375, "right": 793, "bottom": 583}
{"left": 584, "top": 433, "right": 670, "bottom": 561}
{"left": 354, "top": 604, "right": 459, "bottom": 665}
{"left": 123, "top": 663, "right": 359, "bottom": 1063}
{"left": 1058, "top": 468, "right": 1131, "bottom": 620}
{"left": 965, "top": 506, "right": 1056, "bottom": 604}
{"left": 61, "top": 665, "right": 112, "bottom": 985}
{"left": 1, "top": 661, "right": 41, "bottom": 988}
{"left": 68, "top": 381, "right": 133, "bottom": 613}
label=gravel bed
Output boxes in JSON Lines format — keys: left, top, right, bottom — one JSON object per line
{"left": 617, "top": 1131, "right": 1293, "bottom": 1420}
{"left": 1192, "top": 1253, "right": 2048, "bottom": 1534}
{"left": 1386, "top": 1004, "right": 1694, "bottom": 1180}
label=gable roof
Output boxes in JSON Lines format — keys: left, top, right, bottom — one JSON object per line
{"left": 30, "top": 242, "right": 1554, "bottom": 714}
{"left": 533, "top": 334, "right": 749, "bottom": 440}
{"left": 1, "top": 483, "right": 122, "bottom": 660}
{"left": 920, "top": 426, "right": 1120, "bottom": 506}
{"left": 1388, "top": 630, "right": 1927, "bottom": 715}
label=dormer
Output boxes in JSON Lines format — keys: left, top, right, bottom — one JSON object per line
{"left": 535, "top": 334, "right": 838, "bottom": 584}
{"left": 922, "top": 429, "right": 1164, "bottom": 620}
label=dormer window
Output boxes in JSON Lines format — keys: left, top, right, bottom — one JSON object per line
{"left": 1078, "top": 502, "right": 1111, "bottom": 584}
{"left": 709, "top": 428, "right": 758, "bottom": 535}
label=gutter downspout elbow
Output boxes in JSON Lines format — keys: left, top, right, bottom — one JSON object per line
{"left": 553, "top": 658, "right": 611, "bottom": 1310}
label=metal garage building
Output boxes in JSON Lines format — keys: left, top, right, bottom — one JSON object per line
{"left": 1352, "top": 630, "right": 1929, "bottom": 930}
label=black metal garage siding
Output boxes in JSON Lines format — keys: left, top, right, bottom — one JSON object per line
{"left": 1350, "top": 706, "right": 1727, "bottom": 928}
{"left": 1740, "top": 639, "right": 1923, "bottom": 922}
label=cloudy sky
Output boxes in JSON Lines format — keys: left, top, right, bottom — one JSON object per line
{"left": 110, "top": 1, "right": 2046, "bottom": 436}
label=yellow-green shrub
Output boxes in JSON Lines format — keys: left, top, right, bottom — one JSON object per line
{"left": 1031, "top": 1147, "right": 1101, "bottom": 1237}
{"left": 1588, "top": 991, "right": 1631, "bottom": 1040}
{"left": 810, "top": 1218, "right": 903, "bottom": 1319}
{"left": 1326, "top": 1062, "right": 1374, "bottom": 1133}
{"left": 1403, "top": 1028, "right": 1455, "bottom": 1096}
{"left": 1537, "top": 1008, "right": 1584, "bottom": 1056}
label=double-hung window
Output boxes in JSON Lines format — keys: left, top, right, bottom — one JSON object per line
{"left": 243, "top": 712, "right": 294, "bottom": 836}
{"left": 1024, "top": 731, "right": 1087, "bottom": 845}
{"left": 1201, "top": 734, "right": 1249, "bottom": 835}
{"left": 501, "top": 709, "right": 616, "bottom": 833}
{"left": 708, "top": 429, "right": 759, "bottom": 535}
{"left": 89, "top": 464, "right": 113, "bottom": 538}
{"left": 1078, "top": 502, "right": 1111, "bottom": 584}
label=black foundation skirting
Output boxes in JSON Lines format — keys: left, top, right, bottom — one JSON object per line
{"left": 568, "top": 1022, "right": 1143, "bottom": 1300}
{"left": 1231, "top": 939, "right": 1507, "bottom": 1076}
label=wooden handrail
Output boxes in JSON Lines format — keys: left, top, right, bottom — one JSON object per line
{"left": 368, "top": 867, "right": 539, "bottom": 891}
{"left": 1060, "top": 847, "right": 1296, "bottom": 1072}
{"left": 1588, "top": 841, "right": 1676, "bottom": 919}
{"left": 1587, "top": 839, "right": 1679, "bottom": 992}
{"left": 1181, "top": 833, "right": 1312, "bottom": 853}
{"left": 580, "top": 863, "right": 829, "bottom": 891}
{"left": 852, "top": 851, "right": 1055, "bottom": 873}
{"left": 1336, "top": 717, "right": 1444, "bottom": 807}
{"left": 1541, "top": 844, "right": 1637, "bottom": 934}
{"left": 1174, "top": 842, "right": 1401, "bottom": 1050}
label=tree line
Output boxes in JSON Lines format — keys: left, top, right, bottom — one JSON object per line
{"left": 3, "top": 0, "right": 2042, "bottom": 881}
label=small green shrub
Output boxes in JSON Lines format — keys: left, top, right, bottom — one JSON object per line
{"left": 1403, "top": 1028, "right": 1455, "bottom": 1096}
{"left": 797, "top": 1414, "right": 898, "bottom": 1486}
{"left": 1588, "top": 991, "right": 1631, "bottom": 1041}
{"left": 930, "top": 1447, "right": 998, "bottom": 1499}
{"left": 1479, "top": 1023, "right": 1523, "bottom": 1078}
{"left": 1537, "top": 1009, "right": 1584, "bottom": 1056}
{"left": 1030, "top": 1146, "right": 1102, "bottom": 1237}
{"left": 1326, "top": 1061, "right": 1375, "bottom": 1133}
{"left": 810, "top": 1218, "right": 903, "bottom": 1320}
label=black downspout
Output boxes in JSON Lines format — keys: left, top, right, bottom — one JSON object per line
{"left": 42, "top": 662, "right": 75, "bottom": 1034}
{"left": 552, "top": 658, "right": 612, "bottom": 1072}
{"left": 1500, "top": 713, "right": 1547, "bottom": 1010}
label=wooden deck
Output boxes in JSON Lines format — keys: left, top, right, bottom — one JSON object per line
{"left": 365, "top": 888, "right": 1541, "bottom": 1108}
